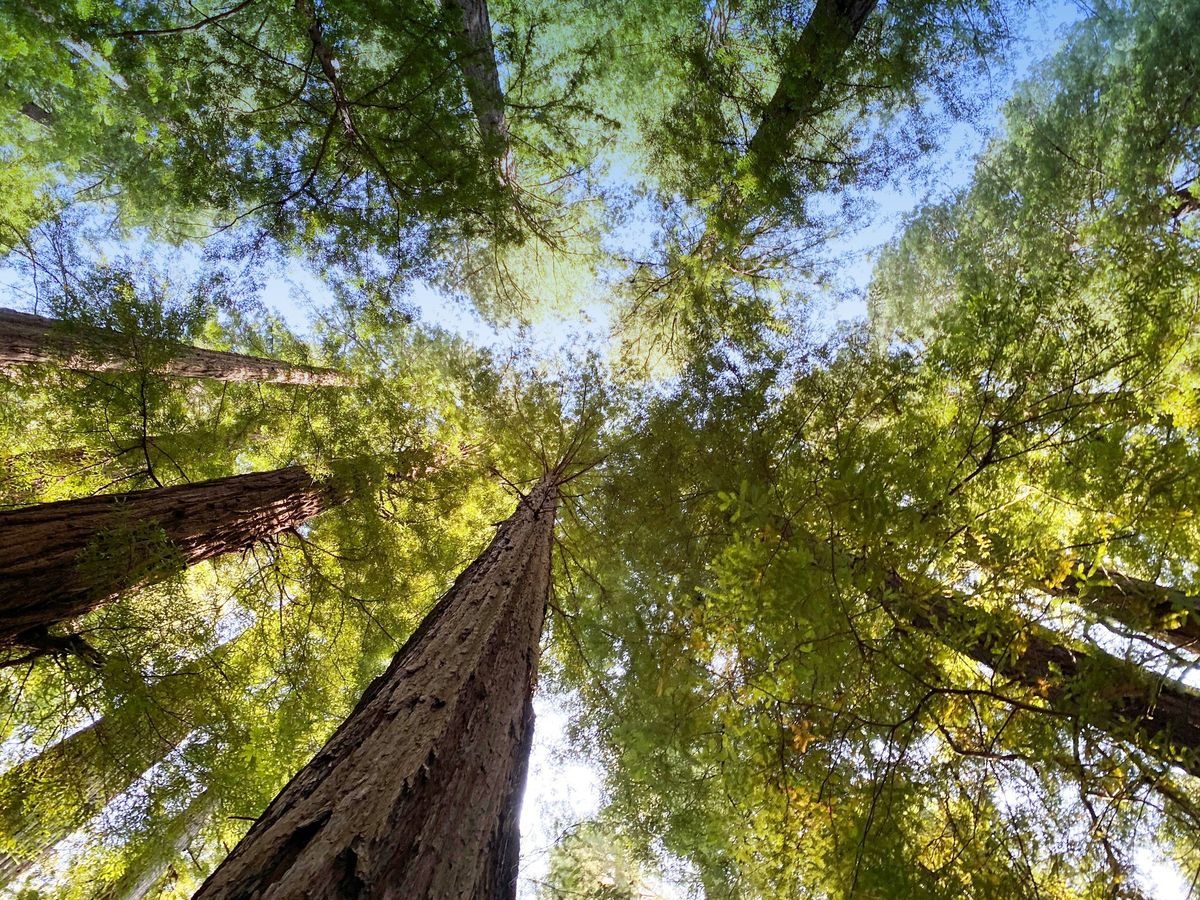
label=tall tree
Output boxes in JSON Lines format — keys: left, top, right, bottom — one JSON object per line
{"left": 0, "top": 465, "right": 346, "bottom": 652}
{"left": 0, "top": 672, "right": 199, "bottom": 884}
{"left": 195, "top": 471, "right": 559, "bottom": 898}
{"left": 443, "top": 0, "right": 513, "bottom": 182}
{"left": 0, "top": 308, "right": 352, "bottom": 386}
{"left": 101, "top": 789, "right": 216, "bottom": 900}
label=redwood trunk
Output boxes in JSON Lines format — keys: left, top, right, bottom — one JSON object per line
{"left": 898, "top": 575, "right": 1200, "bottom": 777}
{"left": 0, "top": 707, "right": 193, "bottom": 885}
{"left": 0, "top": 466, "right": 344, "bottom": 646}
{"left": 195, "top": 475, "right": 558, "bottom": 898}
{"left": 0, "top": 308, "right": 351, "bottom": 386}
{"left": 744, "top": 0, "right": 877, "bottom": 181}
{"left": 104, "top": 789, "right": 216, "bottom": 900}
{"left": 1048, "top": 566, "right": 1200, "bottom": 652}
{"left": 442, "top": 0, "right": 513, "bottom": 180}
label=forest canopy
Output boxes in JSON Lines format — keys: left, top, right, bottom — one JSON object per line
{"left": 2, "top": 0, "right": 1199, "bottom": 897}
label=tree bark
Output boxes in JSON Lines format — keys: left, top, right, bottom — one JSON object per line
{"left": 0, "top": 308, "right": 352, "bottom": 386}
{"left": 0, "top": 466, "right": 346, "bottom": 649}
{"left": 442, "top": 0, "right": 513, "bottom": 181}
{"left": 195, "top": 474, "right": 558, "bottom": 899}
{"left": 892, "top": 571, "right": 1200, "bottom": 778}
{"left": 743, "top": 0, "right": 877, "bottom": 183}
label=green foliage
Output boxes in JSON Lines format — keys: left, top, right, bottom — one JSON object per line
{"left": 3, "top": 0, "right": 1200, "bottom": 896}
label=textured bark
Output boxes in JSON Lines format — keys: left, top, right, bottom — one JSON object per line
{"left": 104, "top": 789, "right": 217, "bottom": 900}
{"left": 442, "top": 0, "right": 513, "bottom": 180}
{"left": 744, "top": 0, "right": 877, "bottom": 183}
{"left": 0, "top": 466, "right": 345, "bottom": 647}
{"left": 0, "top": 308, "right": 351, "bottom": 386}
{"left": 1048, "top": 566, "right": 1200, "bottom": 652}
{"left": 0, "top": 703, "right": 194, "bottom": 886}
{"left": 896, "top": 573, "right": 1200, "bottom": 777}
{"left": 195, "top": 475, "right": 558, "bottom": 899}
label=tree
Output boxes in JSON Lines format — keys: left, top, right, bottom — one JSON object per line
{"left": 195, "top": 471, "right": 559, "bottom": 898}
{"left": 4, "top": 0, "right": 1200, "bottom": 895}
{"left": 0, "top": 308, "right": 352, "bottom": 386}
{"left": 0, "top": 465, "right": 347, "bottom": 654}
{"left": 621, "top": 0, "right": 1019, "bottom": 358}
{"left": 0, "top": 0, "right": 517, "bottom": 258}
{"left": 443, "top": 0, "right": 514, "bottom": 182}
{"left": 0, "top": 666, "right": 201, "bottom": 884}
{"left": 101, "top": 789, "right": 216, "bottom": 900}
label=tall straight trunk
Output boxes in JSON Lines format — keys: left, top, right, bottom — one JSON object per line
{"left": 101, "top": 789, "right": 217, "bottom": 900}
{"left": 1047, "top": 565, "right": 1200, "bottom": 652}
{"left": 892, "top": 571, "right": 1200, "bottom": 778}
{"left": 743, "top": 0, "right": 877, "bottom": 183}
{"left": 694, "top": 0, "right": 877, "bottom": 259}
{"left": 195, "top": 474, "right": 559, "bottom": 898}
{"left": 0, "top": 701, "right": 195, "bottom": 885}
{"left": 0, "top": 466, "right": 346, "bottom": 648}
{"left": 442, "top": 0, "right": 513, "bottom": 180}
{"left": 787, "top": 528, "right": 1200, "bottom": 777}
{"left": 0, "top": 308, "right": 351, "bottom": 386}
{"left": 0, "top": 632, "right": 247, "bottom": 885}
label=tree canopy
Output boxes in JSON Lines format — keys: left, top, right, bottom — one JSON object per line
{"left": 2, "top": 0, "right": 1199, "bottom": 897}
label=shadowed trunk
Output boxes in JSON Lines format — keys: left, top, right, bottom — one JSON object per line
{"left": 1047, "top": 565, "right": 1200, "bottom": 652}
{"left": 743, "top": 0, "right": 877, "bottom": 184}
{"left": 786, "top": 527, "right": 1200, "bottom": 777}
{"left": 195, "top": 474, "right": 558, "bottom": 898}
{"left": 696, "top": 0, "right": 878, "bottom": 260}
{"left": 20, "top": 102, "right": 53, "bottom": 126}
{"left": 0, "top": 308, "right": 351, "bottom": 386}
{"left": 0, "top": 699, "right": 196, "bottom": 886}
{"left": 0, "top": 466, "right": 346, "bottom": 648}
{"left": 442, "top": 0, "right": 513, "bottom": 181}
{"left": 891, "top": 571, "right": 1200, "bottom": 778}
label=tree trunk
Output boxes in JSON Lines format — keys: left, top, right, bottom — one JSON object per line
{"left": 893, "top": 571, "right": 1200, "bottom": 778}
{"left": 442, "top": 0, "right": 513, "bottom": 181}
{"left": 1047, "top": 565, "right": 1200, "bottom": 653}
{"left": 101, "top": 789, "right": 217, "bottom": 900}
{"left": 743, "top": 0, "right": 877, "bottom": 183}
{"left": 0, "top": 703, "right": 194, "bottom": 886}
{"left": 0, "top": 466, "right": 346, "bottom": 648}
{"left": 0, "top": 308, "right": 352, "bottom": 386}
{"left": 195, "top": 474, "right": 558, "bottom": 898}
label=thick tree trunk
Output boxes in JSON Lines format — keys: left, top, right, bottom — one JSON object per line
{"left": 786, "top": 529, "right": 1200, "bottom": 777}
{"left": 895, "top": 572, "right": 1200, "bottom": 778}
{"left": 0, "top": 308, "right": 352, "bottom": 386}
{"left": 1047, "top": 565, "right": 1200, "bottom": 652}
{"left": 195, "top": 474, "right": 558, "bottom": 898}
{"left": 744, "top": 0, "right": 877, "bottom": 182}
{"left": 0, "top": 466, "right": 345, "bottom": 648}
{"left": 0, "top": 703, "right": 194, "bottom": 886}
{"left": 442, "top": 0, "right": 513, "bottom": 181}
{"left": 102, "top": 789, "right": 216, "bottom": 900}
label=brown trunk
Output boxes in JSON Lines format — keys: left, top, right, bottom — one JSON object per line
{"left": 195, "top": 475, "right": 558, "bottom": 898}
{"left": 20, "top": 102, "right": 53, "bottom": 126}
{"left": 0, "top": 466, "right": 345, "bottom": 647}
{"left": 896, "top": 573, "right": 1200, "bottom": 778}
{"left": 0, "top": 308, "right": 352, "bottom": 386}
{"left": 442, "top": 0, "right": 513, "bottom": 181}
{"left": 1048, "top": 565, "right": 1200, "bottom": 652}
{"left": 743, "top": 0, "right": 877, "bottom": 183}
